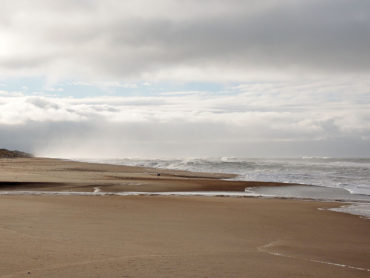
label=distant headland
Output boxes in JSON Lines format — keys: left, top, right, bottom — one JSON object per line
{"left": 0, "top": 149, "right": 33, "bottom": 158}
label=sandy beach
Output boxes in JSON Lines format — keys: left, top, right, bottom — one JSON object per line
{"left": 0, "top": 158, "right": 369, "bottom": 277}
{"left": 0, "top": 157, "right": 298, "bottom": 192}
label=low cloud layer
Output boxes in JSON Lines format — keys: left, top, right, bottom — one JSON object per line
{"left": 1, "top": 78, "right": 369, "bottom": 157}
{"left": 1, "top": 0, "right": 370, "bottom": 81}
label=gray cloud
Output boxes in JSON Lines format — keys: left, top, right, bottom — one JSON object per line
{"left": 0, "top": 79, "right": 369, "bottom": 158}
{"left": 1, "top": 0, "right": 369, "bottom": 80}
{"left": 1, "top": 1, "right": 369, "bottom": 158}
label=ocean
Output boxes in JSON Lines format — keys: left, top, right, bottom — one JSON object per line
{"left": 87, "top": 157, "right": 370, "bottom": 196}
{"left": 81, "top": 157, "right": 370, "bottom": 219}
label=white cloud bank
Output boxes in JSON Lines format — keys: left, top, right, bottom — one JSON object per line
{"left": 1, "top": 78, "right": 369, "bottom": 158}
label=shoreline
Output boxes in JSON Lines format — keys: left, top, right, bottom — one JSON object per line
{"left": 1, "top": 188, "right": 369, "bottom": 219}
{"left": 0, "top": 157, "right": 302, "bottom": 192}
{"left": 0, "top": 187, "right": 368, "bottom": 202}
{"left": 1, "top": 157, "right": 369, "bottom": 219}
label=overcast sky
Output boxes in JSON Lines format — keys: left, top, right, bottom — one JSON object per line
{"left": 1, "top": 0, "right": 369, "bottom": 158}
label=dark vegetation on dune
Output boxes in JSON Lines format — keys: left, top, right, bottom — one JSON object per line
{"left": 0, "top": 149, "right": 32, "bottom": 158}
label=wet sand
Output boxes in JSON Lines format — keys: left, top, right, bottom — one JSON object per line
{"left": 0, "top": 157, "right": 298, "bottom": 192}
{"left": 0, "top": 158, "right": 369, "bottom": 277}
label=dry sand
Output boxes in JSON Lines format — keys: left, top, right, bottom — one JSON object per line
{"left": 0, "top": 158, "right": 369, "bottom": 277}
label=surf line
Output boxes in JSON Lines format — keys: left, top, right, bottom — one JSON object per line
{"left": 258, "top": 241, "right": 370, "bottom": 272}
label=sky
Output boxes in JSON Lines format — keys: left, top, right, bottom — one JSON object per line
{"left": 0, "top": 0, "right": 369, "bottom": 158}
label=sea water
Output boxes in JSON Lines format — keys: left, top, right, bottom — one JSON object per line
{"left": 88, "top": 157, "right": 370, "bottom": 196}
{"left": 83, "top": 157, "right": 370, "bottom": 218}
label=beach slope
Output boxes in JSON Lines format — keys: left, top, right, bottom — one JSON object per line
{"left": 0, "top": 158, "right": 369, "bottom": 277}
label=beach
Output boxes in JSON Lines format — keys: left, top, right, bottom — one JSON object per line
{"left": 0, "top": 158, "right": 369, "bottom": 277}
{"left": 0, "top": 157, "right": 299, "bottom": 193}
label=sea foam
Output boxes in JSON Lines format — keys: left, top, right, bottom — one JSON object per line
{"left": 81, "top": 157, "right": 370, "bottom": 196}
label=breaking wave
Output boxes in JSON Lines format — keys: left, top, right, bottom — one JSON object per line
{"left": 81, "top": 157, "right": 370, "bottom": 196}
